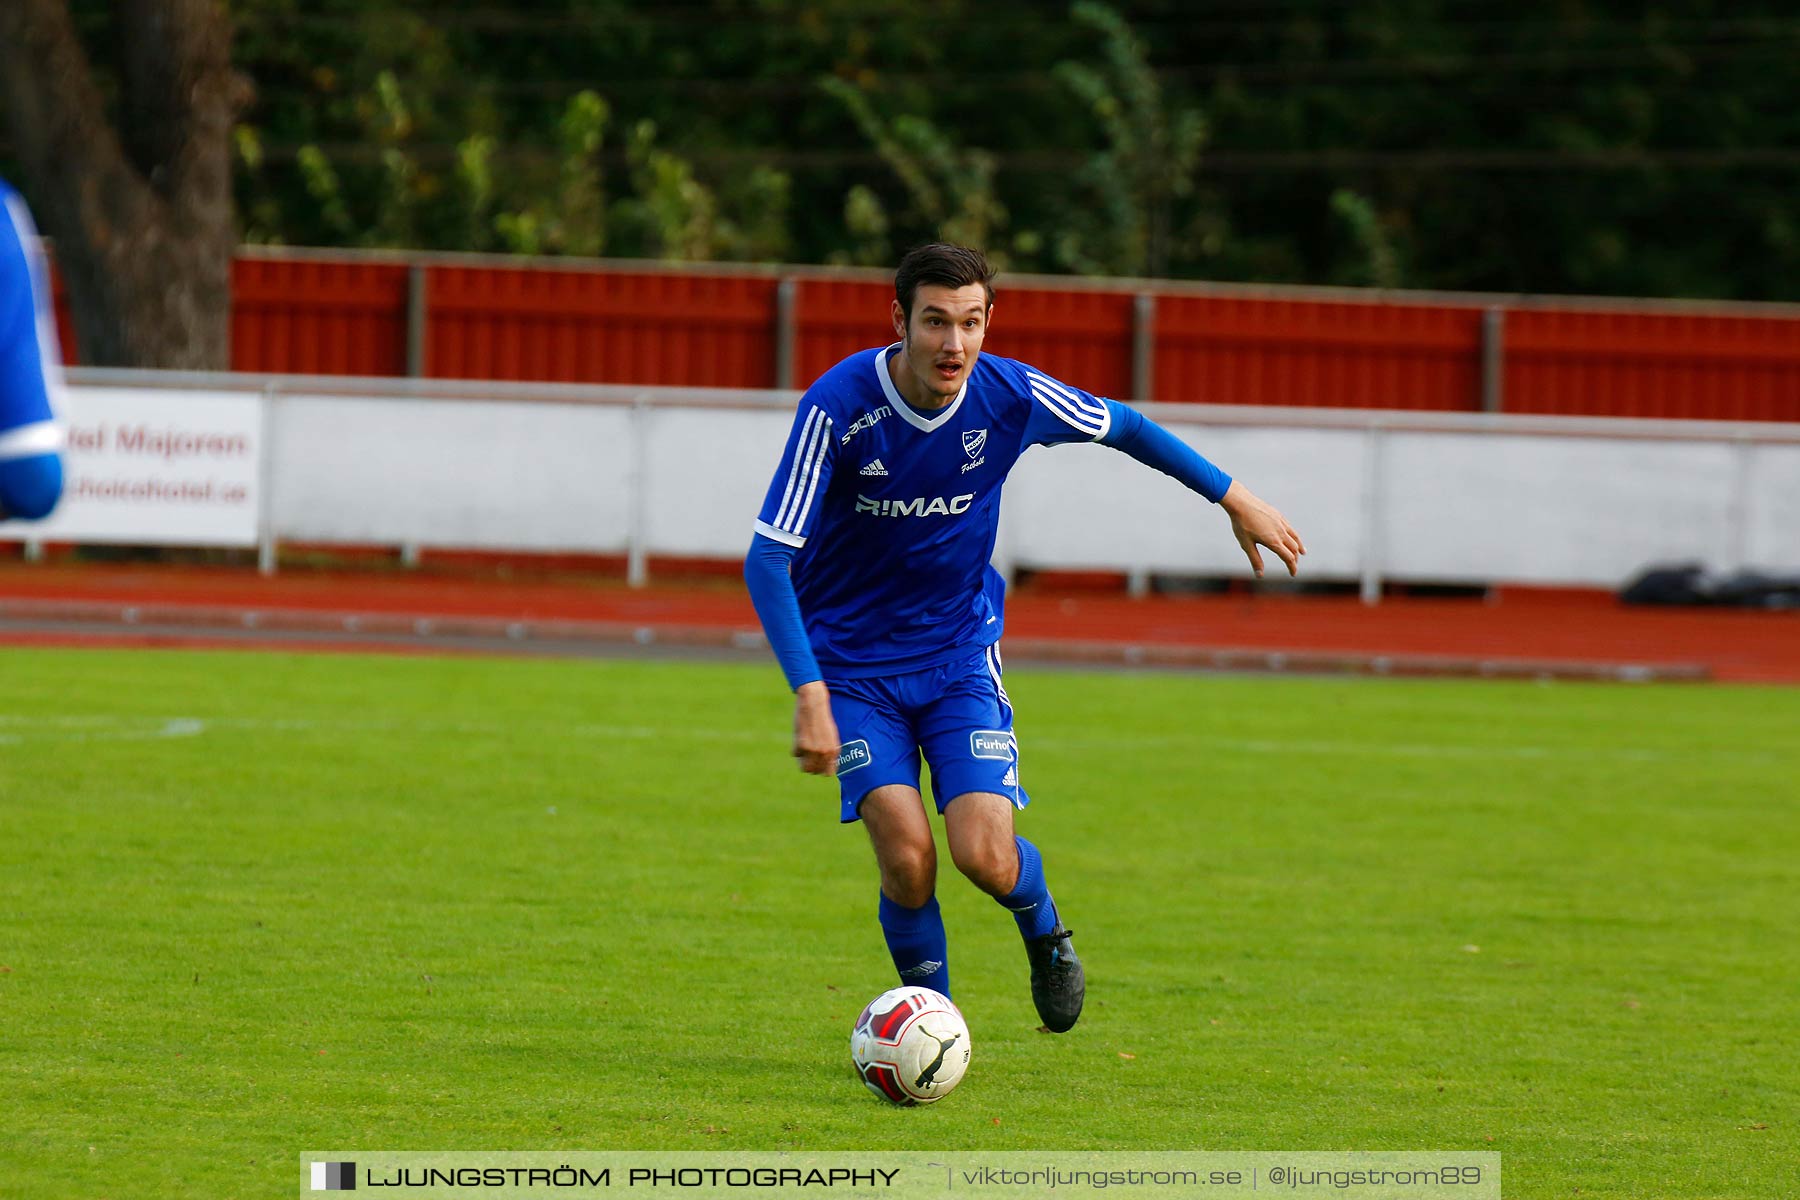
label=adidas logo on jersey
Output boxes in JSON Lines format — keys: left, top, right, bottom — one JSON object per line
{"left": 860, "top": 459, "right": 888, "bottom": 476}
{"left": 1002, "top": 765, "right": 1018, "bottom": 788}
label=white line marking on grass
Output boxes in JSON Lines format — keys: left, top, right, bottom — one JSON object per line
{"left": 1051, "top": 731, "right": 1796, "bottom": 766}
{"left": 1038, "top": 732, "right": 1687, "bottom": 763}
{"left": 0, "top": 714, "right": 778, "bottom": 746}
{"left": 1, "top": 714, "right": 1775, "bottom": 765}
{"left": 0, "top": 716, "right": 207, "bottom": 743}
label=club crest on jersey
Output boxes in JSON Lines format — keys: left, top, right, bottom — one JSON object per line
{"left": 962, "top": 428, "right": 988, "bottom": 459}
{"left": 855, "top": 493, "right": 975, "bottom": 517}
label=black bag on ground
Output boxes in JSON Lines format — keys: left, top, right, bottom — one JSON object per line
{"left": 1620, "top": 564, "right": 1711, "bottom": 606}
{"left": 1621, "top": 563, "right": 1800, "bottom": 608}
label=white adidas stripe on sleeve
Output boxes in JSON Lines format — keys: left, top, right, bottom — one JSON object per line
{"left": 776, "top": 409, "right": 833, "bottom": 535}
{"left": 773, "top": 407, "right": 827, "bottom": 530}
{"left": 1028, "top": 371, "right": 1106, "bottom": 421}
{"left": 786, "top": 414, "right": 833, "bottom": 534}
{"left": 1027, "top": 374, "right": 1109, "bottom": 439}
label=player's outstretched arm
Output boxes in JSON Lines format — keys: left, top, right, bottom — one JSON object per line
{"left": 1093, "top": 399, "right": 1305, "bottom": 578}
{"left": 1219, "top": 479, "right": 1305, "bottom": 578}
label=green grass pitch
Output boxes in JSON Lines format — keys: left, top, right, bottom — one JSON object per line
{"left": 1, "top": 646, "right": 1794, "bottom": 1198}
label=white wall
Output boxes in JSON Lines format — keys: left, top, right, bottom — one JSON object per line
{"left": 1004, "top": 425, "right": 1373, "bottom": 580}
{"left": 39, "top": 371, "right": 1800, "bottom": 589}
{"left": 269, "top": 393, "right": 636, "bottom": 551}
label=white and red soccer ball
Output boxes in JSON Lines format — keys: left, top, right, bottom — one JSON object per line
{"left": 849, "top": 986, "right": 971, "bottom": 1105}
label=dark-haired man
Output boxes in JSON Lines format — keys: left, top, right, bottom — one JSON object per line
{"left": 744, "top": 244, "right": 1303, "bottom": 1033}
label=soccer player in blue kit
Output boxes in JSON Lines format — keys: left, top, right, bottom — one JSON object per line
{"left": 744, "top": 244, "right": 1303, "bottom": 1033}
{"left": 0, "top": 176, "right": 65, "bottom": 521}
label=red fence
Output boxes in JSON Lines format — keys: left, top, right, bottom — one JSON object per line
{"left": 427, "top": 266, "right": 779, "bottom": 387}
{"left": 1155, "top": 295, "right": 1484, "bottom": 411}
{"left": 992, "top": 286, "right": 1140, "bottom": 401}
{"left": 792, "top": 277, "right": 893, "bottom": 386}
{"left": 1504, "top": 308, "right": 1800, "bottom": 422}
{"left": 233, "top": 257, "right": 410, "bottom": 377}
{"left": 53, "top": 249, "right": 1800, "bottom": 421}
{"left": 788, "top": 278, "right": 1144, "bottom": 397}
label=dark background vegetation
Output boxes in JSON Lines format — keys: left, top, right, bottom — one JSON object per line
{"left": 6, "top": 1, "right": 1798, "bottom": 333}
{"left": 217, "top": 0, "right": 1800, "bottom": 300}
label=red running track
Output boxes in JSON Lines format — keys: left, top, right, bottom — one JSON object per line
{"left": 1, "top": 563, "right": 1797, "bottom": 684}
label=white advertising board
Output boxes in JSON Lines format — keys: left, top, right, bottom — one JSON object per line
{"left": 1, "top": 386, "right": 264, "bottom": 546}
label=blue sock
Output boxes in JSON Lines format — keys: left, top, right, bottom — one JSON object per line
{"left": 878, "top": 892, "right": 950, "bottom": 998}
{"left": 999, "top": 836, "right": 1060, "bottom": 940}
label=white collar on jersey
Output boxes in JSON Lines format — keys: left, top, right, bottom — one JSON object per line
{"left": 876, "top": 342, "right": 968, "bottom": 432}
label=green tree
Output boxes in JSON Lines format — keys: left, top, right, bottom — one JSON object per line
{"left": 1052, "top": 0, "right": 1207, "bottom": 277}
{"left": 493, "top": 91, "right": 609, "bottom": 257}
{"left": 819, "top": 75, "right": 1008, "bottom": 255}
{"left": 21, "top": 0, "right": 1784, "bottom": 300}
{"left": 1328, "top": 188, "right": 1406, "bottom": 290}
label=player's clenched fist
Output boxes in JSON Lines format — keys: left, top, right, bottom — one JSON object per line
{"left": 793, "top": 681, "right": 841, "bottom": 776}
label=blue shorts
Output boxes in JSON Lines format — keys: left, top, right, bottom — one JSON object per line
{"left": 828, "top": 644, "right": 1028, "bottom": 823}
